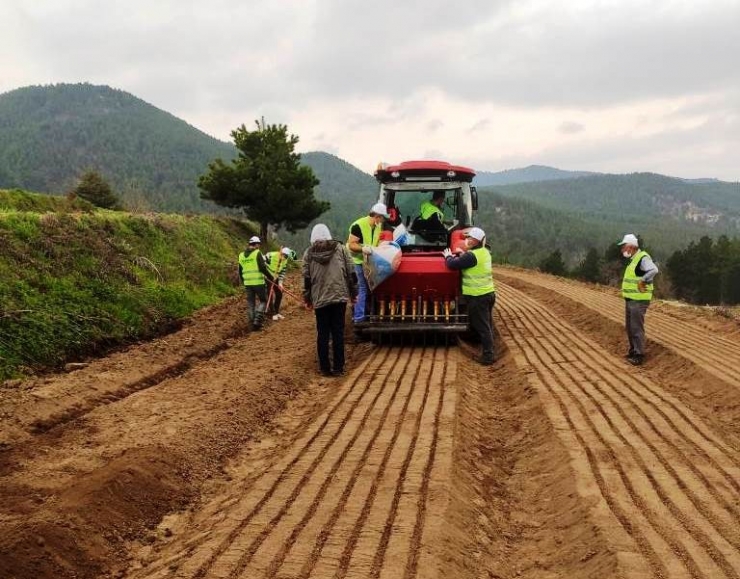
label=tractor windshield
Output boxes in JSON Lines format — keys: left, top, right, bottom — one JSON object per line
{"left": 383, "top": 187, "right": 464, "bottom": 249}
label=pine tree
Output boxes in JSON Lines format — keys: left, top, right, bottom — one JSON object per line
{"left": 74, "top": 170, "right": 121, "bottom": 210}
{"left": 574, "top": 247, "right": 602, "bottom": 283}
{"left": 539, "top": 250, "right": 567, "bottom": 276}
{"left": 198, "top": 120, "right": 329, "bottom": 240}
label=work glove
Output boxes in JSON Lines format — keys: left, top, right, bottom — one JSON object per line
{"left": 442, "top": 248, "right": 452, "bottom": 258}
{"left": 361, "top": 245, "right": 374, "bottom": 256}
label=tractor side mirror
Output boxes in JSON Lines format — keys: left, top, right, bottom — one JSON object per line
{"left": 471, "top": 186, "right": 478, "bottom": 211}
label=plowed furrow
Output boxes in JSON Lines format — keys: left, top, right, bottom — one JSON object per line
{"left": 498, "top": 283, "right": 740, "bottom": 578}
{"left": 506, "top": 287, "right": 740, "bottom": 499}
{"left": 230, "top": 347, "right": 421, "bottom": 578}
{"left": 130, "top": 346, "right": 457, "bottom": 579}
{"left": 130, "top": 347, "right": 395, "bottom": 579}
{"left": 199, "top": 347, "right": 410, "bottom": 579}
{"left": 499, "top": 270, "right": 740, "bottom": 388}
{"left": 274, "top": 348, "right": 431, "bottom": 579}
{"left": 508, "top": 296, "right": 740, "bottom": 568}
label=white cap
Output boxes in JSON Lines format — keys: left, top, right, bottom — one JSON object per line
{"left": 370, "top": 202, "right": 390, "bottom": 218}
{"left": 281, "top": 247, "right": 292, "bottom": 256}
{"left": 249, "top": 235, "right": 261, "bottom": 244}
{"left": 310, "top": 223, "right": 332, "bottom": 243}
{"left": 618, "top": 233, "right": 639, "bottom": 246}
{"left": 465, "top": 227, "right": 486, "bottom": 242}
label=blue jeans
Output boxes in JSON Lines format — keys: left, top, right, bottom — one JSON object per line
{"left": 353, "top": 264, "right": 369, "bottom": 322}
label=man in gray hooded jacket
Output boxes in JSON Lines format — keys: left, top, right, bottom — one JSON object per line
{"left": 303, "top": 224, "right": 358, "bottom": 376}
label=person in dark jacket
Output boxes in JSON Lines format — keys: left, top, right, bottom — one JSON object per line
{"left": 303, "top": 224, "right": 358, "bottom": 376}
{"left": 443, "top": 227, "right": 496, "bottom": 365}
{"left": 238, "top": 235, "right": 274, "bottom": 330}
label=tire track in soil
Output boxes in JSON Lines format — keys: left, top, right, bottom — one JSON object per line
{"left": 497, "top": 282, "right": 740, "bottom": 579}
{"left": 129, "top": 345, "right": 457, "bottom": 579}
{"left": 498, "top": 269, "right": 740, "bottom": 389}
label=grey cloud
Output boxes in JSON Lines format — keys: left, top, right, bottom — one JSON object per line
{"left": 4, "top": 0, "right": 739, "bottom": 113}
{"left": 468, "top": 118, "right": 491, "bottom": 133}
{"left": 559, "top": 121, "right": 585, "bottom": 134}
{"left": 470, "top": 110, "right": 740, "bottom": 180}
{"left": 426, "top": 119, "right": 444, "bottom": 132}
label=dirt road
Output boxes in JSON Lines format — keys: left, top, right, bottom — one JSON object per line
{"left": 1, "top": 270, "right": 739, "bottom": 578}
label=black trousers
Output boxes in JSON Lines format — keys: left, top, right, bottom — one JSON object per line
{"left": 315, "top": 302, "right": 346, "bottom": 374}
{"left": 467, "top": 292, "right": 496, "bottom": 362}
{"left": 270, "top": 285, "right": 283, "bottom": 314}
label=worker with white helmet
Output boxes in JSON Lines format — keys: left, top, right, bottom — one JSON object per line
{"left": 237, "top": 235, "right": 275, "bottom": 331}
{"left": 346, "top": 202, "right": 390, "bottom": 323}
{"left": 618, "top": 233, "right": 659, "bottom": 365}
{"left": 443, "top": 227, "right": 496, "bottom": 365}
{"left": 265, "top": 246, "right": 296, "bottom": 320}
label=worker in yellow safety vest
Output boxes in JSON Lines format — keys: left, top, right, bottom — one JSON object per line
{"left": 237, "top": 236, "right": 275, "bottom": 331}
{"left": 346, "top": 202, "right": 389, "bottom": 323}
{"left": 618, "top": 233, "right": 659, "bottom": 365}
{"left": 443, "top": 227, "right": 496, "bottom": 365}
{"left": 416, "top": 190, "right": 446, "bottom": 231}
{"left": 265, "top": 247, "right": 295, "bottom": 320}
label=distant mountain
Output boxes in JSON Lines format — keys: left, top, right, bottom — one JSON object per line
{"left": 479, "top": 172, "right": 740, "bottom": 259}
{"left": 474, "top": 165, "right": 597, "bottom": 186}
{"left": 2, "top": 83, "right": 736, "bottom": 265}
{"left": 0, "top": 83, "right": 236, "bottom": 211}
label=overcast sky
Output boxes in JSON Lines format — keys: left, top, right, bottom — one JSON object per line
{"left": 1, "top": 0, "right": 739, "bottom": 180}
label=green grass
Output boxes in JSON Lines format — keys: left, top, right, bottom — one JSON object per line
{"left": 0, "top": 190, "right": 256, "bottom": 379}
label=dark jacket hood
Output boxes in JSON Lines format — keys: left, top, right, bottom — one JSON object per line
{"left": 307, "top": 240, "right": 340, "bottom": 264}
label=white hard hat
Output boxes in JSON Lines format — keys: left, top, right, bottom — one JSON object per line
{"left": 281, "top": 247, "right": 292, "bottom": 256}
{"left": 465, "top": 227, "right": 486, "bottom": 242}
{"left": 370, "top": 202, "right": 390, "bottom": 218}
{"left": 618, "top": 233, "right": 639, "bottom": 246}
{"left": 249, "top": 235, "right": 261, "bottom": 244}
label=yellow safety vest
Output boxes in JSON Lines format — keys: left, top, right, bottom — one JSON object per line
{"left": 462, "top": 247, "right": 496, "bottom": 296}
{"left": 621, "top": 250, "right": 653, "bottom": 300}
{"left": 265, "top": 251, "right": 288, "bottom": 277}
{"left": 348, "top": 216, "right": 381, "bottom": 265}
{"left": 420, "top": 200, "right": 444, "bottom": 221}
{"left": 239, "top": 250, "right": 264, "bottom": 287}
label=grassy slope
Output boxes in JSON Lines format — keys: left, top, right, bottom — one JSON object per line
{"left": 0, "top": 190, "right": 254, "bottom": 380}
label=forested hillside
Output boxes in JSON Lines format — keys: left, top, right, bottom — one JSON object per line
{"left": 474, "top": 165, "right": 596, "bottom": 186}
{"left": 480, "top": 173, "right": 740, "bottom": 258}
{"left": 280, "top": 152, "right": 377, "bottom": 248}
{"left": 0, "top": 83, "right": 235, "bottom": 211}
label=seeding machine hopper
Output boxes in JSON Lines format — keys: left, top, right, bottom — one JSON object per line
{"left": 354, "top": 160, "right": 479, "bottom": 338}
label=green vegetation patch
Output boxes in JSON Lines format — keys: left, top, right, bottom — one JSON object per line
{"left": 0, "top": 188, "right": 94, "bottom": 213}
{"left": 0, "top": 208, "right": 253, "bottom": 380}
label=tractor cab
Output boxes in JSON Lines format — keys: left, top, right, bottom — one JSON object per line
{"left": 354, "top": 160, "right": 478, "bottom": 338}
{"left": 375, "top": 160, "right": 478, "bottom": 251}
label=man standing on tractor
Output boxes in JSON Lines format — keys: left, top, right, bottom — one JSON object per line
{"left": 238, "top": 236, "right": 275, "bottom": 331}
{"left": 346, "top": 202, "right": 389, "bottom": 323}
{"left": 443, "top": 227, "right": 496, "bottom": 365}
{"left": 265, "top": 247, "right": 295, "bottom": 320}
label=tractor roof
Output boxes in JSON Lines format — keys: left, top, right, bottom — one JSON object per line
{"left": 374, "top": 160, "right": 476, "bottom": 184}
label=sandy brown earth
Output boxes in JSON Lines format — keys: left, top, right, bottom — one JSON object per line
{"left": 1, "top": 269, "right": 739, "bottom": 578}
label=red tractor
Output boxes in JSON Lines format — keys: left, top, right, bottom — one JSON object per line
{"left": 354, "top": 160, "right": 480, "bottom": 340}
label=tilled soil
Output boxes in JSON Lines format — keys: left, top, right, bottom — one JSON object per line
{"left": 2, "top": 271, "right": 740, "bottom": 578}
